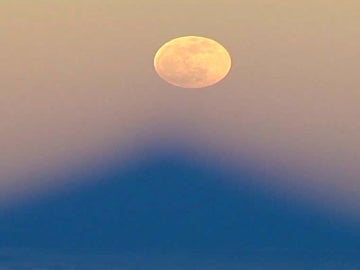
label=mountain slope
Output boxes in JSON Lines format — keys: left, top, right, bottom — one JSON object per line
{"left": 0, "top": 147, "right": 359, "bottom": 264}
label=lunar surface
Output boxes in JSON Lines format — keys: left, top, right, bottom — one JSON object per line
{"left": 154, "top": 36, "right": 232, "bottom": 88}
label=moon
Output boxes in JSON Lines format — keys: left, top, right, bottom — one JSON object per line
{"left": 154, "top": 36, "right": 232, "bottom": 89}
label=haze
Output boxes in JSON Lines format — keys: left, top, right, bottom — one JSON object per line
{"left": 1, "top": 0, "right": 360, "bottom": 214}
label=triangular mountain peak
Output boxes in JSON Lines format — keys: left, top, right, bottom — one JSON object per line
{"left": 1, "top": 143, "right": 360, "bottom": 265}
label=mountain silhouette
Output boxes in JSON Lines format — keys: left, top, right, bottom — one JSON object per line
{"left": 1, "top": 145, "right": 360, "bottom": 265}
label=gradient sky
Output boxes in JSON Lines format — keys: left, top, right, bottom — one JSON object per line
{"left": 1, "top": 1, "right": 360, "bottom": 268}
{"left": 2, "top": 0, "right": 360, "bottom": 209}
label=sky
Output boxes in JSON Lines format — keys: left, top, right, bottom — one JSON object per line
{"left": 1, "top": 0, "right": 360, "bottom": 268}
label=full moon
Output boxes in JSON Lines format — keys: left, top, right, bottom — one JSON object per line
{"left": 154, "top": 36, "right": 232, "bottom": 89}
